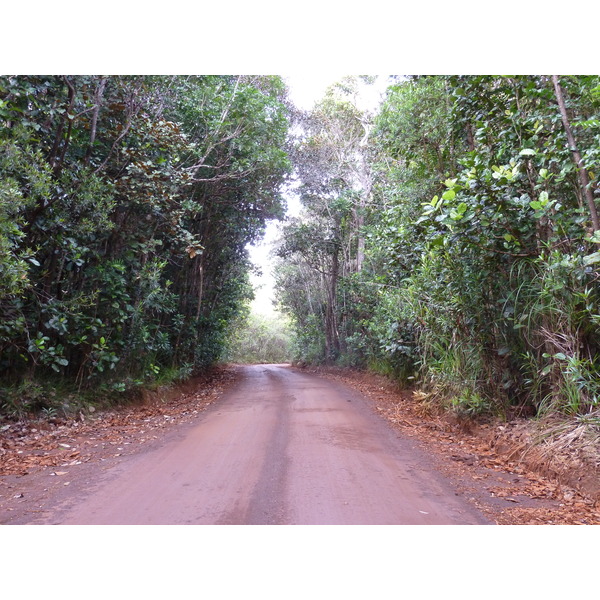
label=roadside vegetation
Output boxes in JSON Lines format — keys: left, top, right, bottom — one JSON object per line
{"left": 0, "top": 75, "right": 291, "bottom": 418}
{"left": 275, "top": 75, "right": 600, "bottom": 426}
{"left": 2, "top": 74, "right": 600, "bottom": 443}
{"left": 225, "top": 308, "right": 294, "bottom": 364}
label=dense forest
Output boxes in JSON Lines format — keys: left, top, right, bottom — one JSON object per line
{"left": 1, "top": 74, "right": 599, "bottom": 422}
{"left": 275, "top": 75, "right": 600, "bottom": 419}
{"left": 0, "top": 75, "right": 291, "bottom": 416}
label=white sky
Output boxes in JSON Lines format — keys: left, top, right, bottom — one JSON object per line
{"left": 284, "top": 74, "right": 391, "bottom": 112}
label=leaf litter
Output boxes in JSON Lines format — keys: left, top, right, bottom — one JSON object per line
{"left": 0, "top": 366, "right": 239, "bottom": 520}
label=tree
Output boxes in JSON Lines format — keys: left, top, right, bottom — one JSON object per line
{"left": 275, "top": 78, "right": 376, "bottom": 363}
{"left": 277, "top": 74, "right": 600, "bottom": 418}
{"left": 371, "top": 75, "right": 600, "bottom": 415}
{"left": 552, "top": 75, "right": 600, "bottom": 232}
{"left": 226, "top": 309, "right": 294, "bottom": 364}
{"left": 0, "top": 75, "right": 291, "bottom": 416}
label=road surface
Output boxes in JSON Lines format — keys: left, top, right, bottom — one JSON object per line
{"left": 41, "top": 365, "right": 490, "bottom": 524}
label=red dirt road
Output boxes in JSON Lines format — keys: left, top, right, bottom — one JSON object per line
{"left": 34, "top": 365, "right": 489, "bottom": 525}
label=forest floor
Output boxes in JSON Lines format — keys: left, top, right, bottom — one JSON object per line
{"left": 1, "top": 363, "right": 599, "bottom": 525}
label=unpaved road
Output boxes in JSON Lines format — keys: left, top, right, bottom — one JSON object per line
{"left": 30, "top": 365, "right": 490, "bottom": 524}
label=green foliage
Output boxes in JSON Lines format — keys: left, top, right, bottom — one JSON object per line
{"left": 7, "top": 73, "right": 598, "bottom": 422}
{"left": 275, "top": 78, "right": 375, "bottom": 364}
{"left": 0, "top": 75, "right": 291, "bottom": 415}
{"left": 226, "top": 309, "right": 295, "bottom": 364}
{"left": 389, "top": 75, "right": 600, "bottom": 417}
{"left": 277, "top": 74, "right": 600, "bottom": 419}
{"left": 508, "top": 251, "right": 600, "bottom": 415}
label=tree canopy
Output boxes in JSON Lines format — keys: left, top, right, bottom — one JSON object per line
{"left": 0, "top": 75, "right": 290, "bottom": 416}
{"left": 2, "top": 73, "right": 600, "bottom": 422}
{"left": 275, "top": 75, "right": 600, "bottom": 419}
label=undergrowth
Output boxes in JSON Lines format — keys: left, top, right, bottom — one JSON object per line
{"left": 0, "top": 362, "right": 195, "bottom": 421}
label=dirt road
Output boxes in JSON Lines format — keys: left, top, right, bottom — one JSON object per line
{"left": 32, "top": 365, "right": 489, "bottom": 525}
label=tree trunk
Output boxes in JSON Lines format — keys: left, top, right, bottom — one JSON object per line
{"left": 84, "top": 77, "right": 107, "bottom": 166}
{"left": 324, "top": 239, "right": 341, "bottom": 362}
{"left": 356, "top": 120, "right": 372, "bottom": 273}
{"left": 51, "top": 77, "right": 76, "bottom": 177}
{"left": 552, "top": 75, "right": 600, "bottom": 232}
{"left": 466, "top": 123, "right": 475, "bottom": 152}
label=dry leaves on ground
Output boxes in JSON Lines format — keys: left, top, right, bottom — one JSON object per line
{"left": 0, "top": 366, "right": 239, "bottom": 478}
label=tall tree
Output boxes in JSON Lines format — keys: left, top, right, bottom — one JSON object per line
{"left": 276, "top": 78, "right": 375, "bottom": 362}
{"left": 552, "top": 75, "right": 600, "bottom": 232}
{"left": 0, "top": 75, "right": 291, "bottom": 415}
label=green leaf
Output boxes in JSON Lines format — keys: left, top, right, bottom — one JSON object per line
{"left": 519, "top": 148, "right": 536, "bottom": 156}
{"left": 442, "top": 189, "right": 456, "bottom": 201}
{"left": 583, "top": 252, "right": 600, "bottom": 266}
{"left": 588, "top": 231, "right": 600, "bottom": 244}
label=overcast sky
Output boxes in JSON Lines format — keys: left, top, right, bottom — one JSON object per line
{"left": 284, "top": 74, "right": 390, "bottom": 111}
